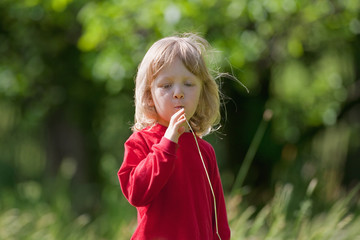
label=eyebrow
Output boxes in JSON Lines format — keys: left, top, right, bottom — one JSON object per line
{"left": 157, "top": 73, "right": 198, "bottom": 81}
{"left": 155, "top": 76, "right": 173, "bottom": 82}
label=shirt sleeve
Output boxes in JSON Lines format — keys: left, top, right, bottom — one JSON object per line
{"left": 118, "top": 134, "right": 178, "bottom": 207}
{"left": 209, "top": 146, "right": 231, "bottom": 240}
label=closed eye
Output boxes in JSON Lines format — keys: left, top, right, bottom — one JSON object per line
{"left": 162, "top": 84, "right": 172, "bottom": 89}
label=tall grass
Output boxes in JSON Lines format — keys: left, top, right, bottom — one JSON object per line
{"left": 228, "top": 181, "right": 360, "bottom": 240}
{"left": 1, "top": 181, "right": 359, "bottom": 239}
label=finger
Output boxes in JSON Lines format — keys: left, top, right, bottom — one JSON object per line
{"left": 174, "top": 116, "right": 187, "bottom": 131}
{"left": 170, "top": 108, "right": 185, "bottom": 123}
{"left": 177, "top": 125, "right": 186, "bottom": 134}
{"left": 173, "top": 108, "right": 185, "bottom": 117}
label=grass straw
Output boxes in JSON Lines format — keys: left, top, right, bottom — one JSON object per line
{"left": 185, "top": 117, "right": 222, "bottom": 240}
{"left": 231, "top": 109, "right": 273, "bottom": 195}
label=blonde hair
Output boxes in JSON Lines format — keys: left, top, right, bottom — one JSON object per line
{"left": 133, "top": 33, "right": 221, "bottom": 136}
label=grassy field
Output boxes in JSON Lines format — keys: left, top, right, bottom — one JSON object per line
{"left": 1, "top": 180, "right": 359, "bottom": 240}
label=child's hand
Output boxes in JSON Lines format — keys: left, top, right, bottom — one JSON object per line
{"left": 164, "top": 108, "right": 187, "bottom": 143}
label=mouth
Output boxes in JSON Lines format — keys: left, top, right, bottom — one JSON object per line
{"left": 175, "top": 106, "right": 184, "bottom": 110}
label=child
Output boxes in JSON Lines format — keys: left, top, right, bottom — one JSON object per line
{"left": 118, "top": 33, "right": 230, "bottom": 240}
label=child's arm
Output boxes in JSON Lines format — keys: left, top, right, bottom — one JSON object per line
{"left": 118, "top": 135, "right": 177, "bottom": 207}
{"left": 118, "top": 109, "right": 186, "bottom": 207}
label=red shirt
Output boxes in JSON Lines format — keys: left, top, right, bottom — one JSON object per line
{"left": 118, "top": 124, "right": 230, "bottom": 240}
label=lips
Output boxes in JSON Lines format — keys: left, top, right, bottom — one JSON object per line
{"left": 175, "top": 106, "right": 184, "bottom": 110}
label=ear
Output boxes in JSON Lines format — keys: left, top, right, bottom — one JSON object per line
{"left": 146, "top": 88, "right": 155, "bottom": 107}
{"left": 148, "top": 98, "right": 155, "bottom": 107}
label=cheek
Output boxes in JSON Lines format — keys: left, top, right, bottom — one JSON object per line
{"left": 195, "top": 90, "right": 203, "bottom": 109}
{"left": 156, "top": 90, "right": 172, "bottom": 102}
{"left": 151, "top": 89, "right": 168, "bottom": 109}
{"left": 194, "top": 89, "right": 202, "bottom": 104}
{"left": 189, "top": 91, "right": 202, "bottom": 113}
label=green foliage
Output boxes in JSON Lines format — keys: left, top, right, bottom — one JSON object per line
{"left": 229, "top": 182, "right": 360, "bottom": 240}
{"left": 0, "top": 188, "right": 135, "bottom": 240}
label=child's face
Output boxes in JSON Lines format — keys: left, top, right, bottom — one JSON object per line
{"left": 151, "top": 57, "right": 202, "bottom": 127}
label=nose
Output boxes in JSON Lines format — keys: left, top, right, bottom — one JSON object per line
{"left": 173, "top": 86, "right": 184, "bottom": 99}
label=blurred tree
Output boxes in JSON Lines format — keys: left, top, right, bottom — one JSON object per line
{"left": 0, "top": 0, "right": 110, "bottom": 214}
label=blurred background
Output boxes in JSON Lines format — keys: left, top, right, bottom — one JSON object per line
{"left": 0, "top": 0, "right": 359, "bottom": 239}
